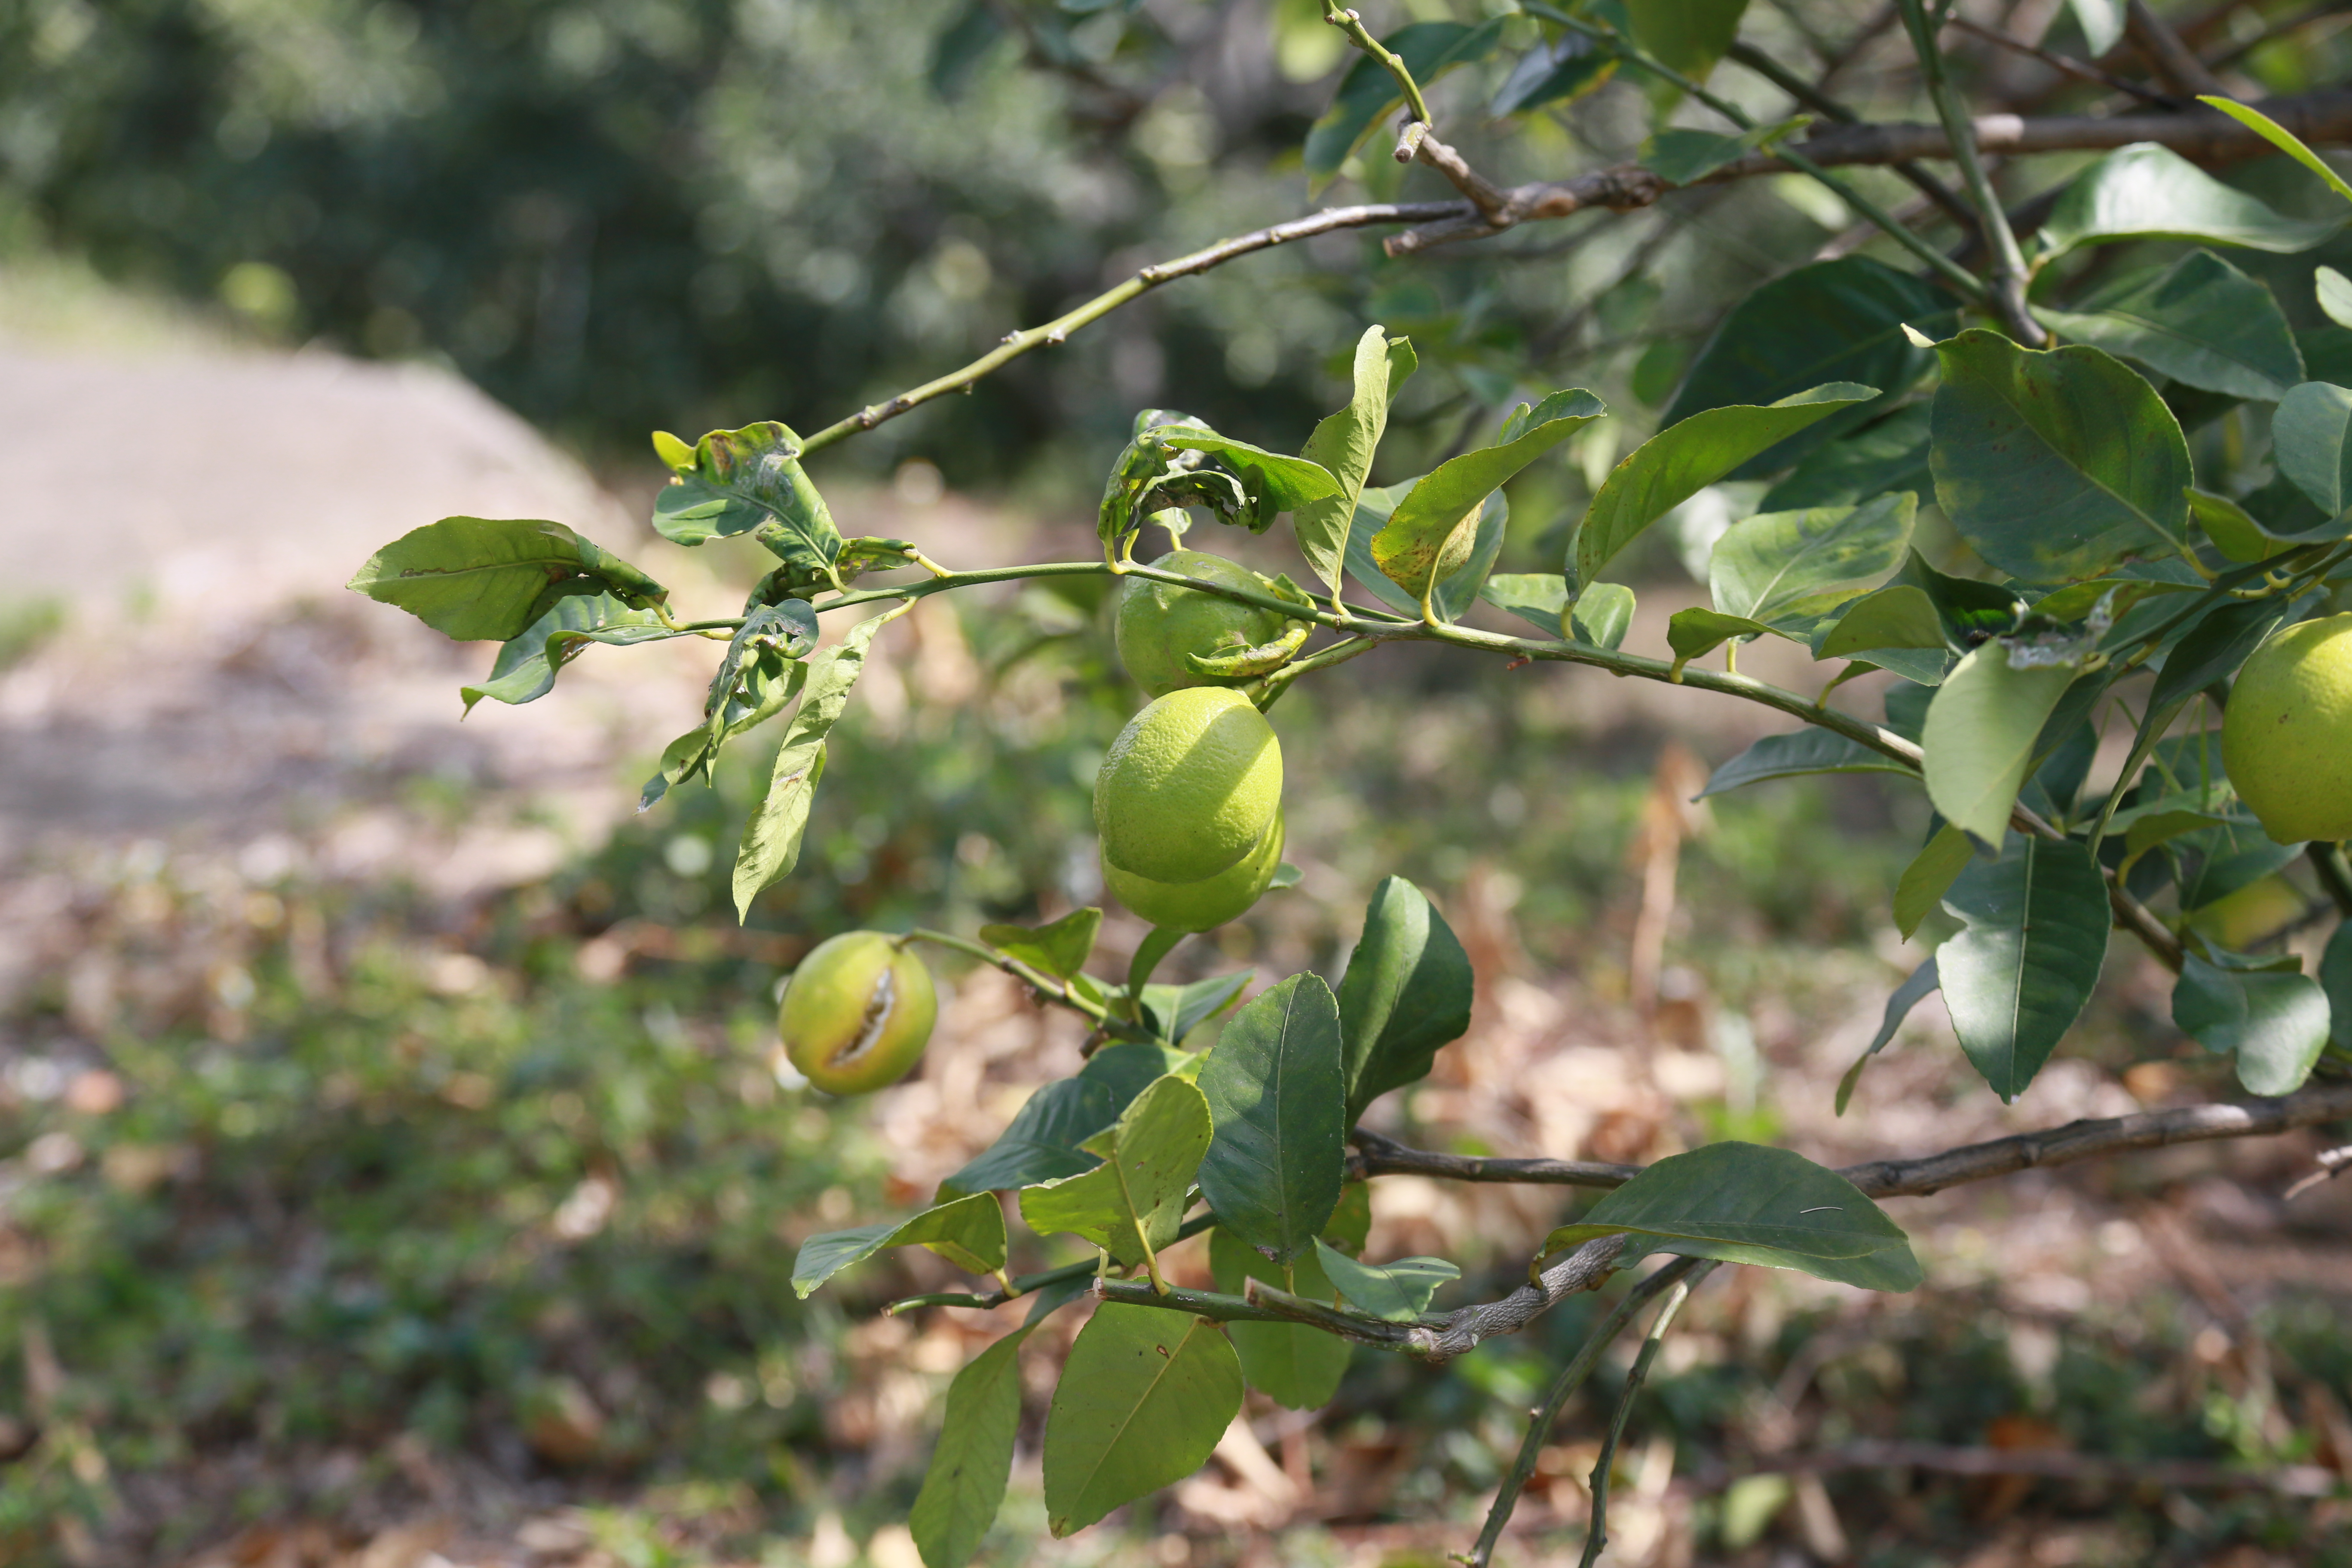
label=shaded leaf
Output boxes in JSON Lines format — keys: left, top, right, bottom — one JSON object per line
{"left": 1709, "top": 492, "right": 1917, "bottom": 629}
{"left": 1815, "top": 584, "right": 1946, "bottom": 660}
{"left": 1666, "top": 258, "right": 1952, "bottom": 477}
{"left": 1491, "top": 31, "right": 1616, "bottom": 116}
{"left": 654, "top": 423, "right": 845, "bottom": 573}
{"left": 2036, "top": 249, "right": 2304, "bottom": 403}
{"left": 1312, "top": 1239, "right": 1461, "bottom": 1321}
{"left": 2149, "top": 596, "right": 2297, "bottom": 711}
{"left": 2040, "top": 143, "right": 2342, "bottom": 258}
{"left": 1078, "top": 1041, "right": 1194, "bottom": 1109}
{"left": 2173, "top": 954, "right": 2330, "bottom": 1095}
{"left": 1574, "top": 383, "right": 1877, "bottom": 587}
{"left": 1539, "top": 1142, "right": 1920, "bottom": 1292}
{"left": 1761, "top": 403, "right": 1932, "bottom": 511}
{"left": 1572, "top": 582, "right": 1638, "bottom": 649}
{"left": 1139, "top": 971, "right": 1255, "bottom": 1044}
{"left": 1642, "top": 116, "right": 1811, "bottom": 185}
{"left": 1939, "top": 834, "right": 2110, "bottom": 1099}
{"left": 1209, "top": 1230, "right": 1351, "bottom": 1409}
{"left": 731, "top": 613, "right": 888, "bottom": 919}
{"left": 910, "top": 1327, "right": 1030, "bottom": 1568}
{"left": 1698, "top": 730, "right": 1914, "bottom": 799}
{"left": 1479, "top": 572, "right": 1568, "bottom": 637}
{"left": 1041, "top": 1305, "right": 1243, "bottom": 1537}
{"left": 1158, "top": 429, "right": 1342, "bottom": 525}
{"left": 1337, "top": 877, "right": 1474, "bottom": 1123}
{"left": 1928, "top": 330, "right": 2194, "bottom": 580}
{"left": 2067, "top": 0, "right": 2124, "bottom": 55}
{"left": 2272, "top": 381, "right": 2352, "bottom": 521}
{"left": 2186, "top": 487, "right": 2290, "bottom": 563}
{"left": 1836, "top": 955, "right": 1940, "bottom": 1114}
{"left": 1197, "top": 975, "right": 1346, "bottom": 1265}
{"left": 1625, "top": 0, "right": 1752, "bottom": 80}
{"left": 939, "top": 1078, "right": 1121, "bottom": 1198}
{"left": 2321, "top": 919, "right": 2352, "bottom": 1049}
{"left": 462, "top": 589, "right": 678, "bottom": 711}
{"left": 1894, "top": 822, "right": 1973, "bottom": 940}
{"left": 1667, "top": 606, "right": 1776, "bottom": 671}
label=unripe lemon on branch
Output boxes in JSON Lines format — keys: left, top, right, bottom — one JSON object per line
{"left": 1094, "top": 686, "right": 1282, "bottom": 884}
{"left": 777, "top": 931, "right": 937, "bottom": 1094}
{"left": 1115, "top": 549, "right": 1293, "bottom": 698}
{"left": 1104, "top": 807, "right": 1284, "bottom": 932}
{"left": 2221, "top": 613, "right": 2352, "bottom": 845}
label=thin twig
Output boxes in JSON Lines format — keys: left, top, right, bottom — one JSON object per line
{"left": 1687, "top": 1439, "right": 2338, "bottom": 1494}
{"left": 1900, "top": 0, "right": 2045, "bottom": 342}
{"left": 2285, "top": 1144, "right": 2352, "bottom": 1200}
{"left": 1578, "top": 1272, "right": 1703, "bottom": 1568}
{"left": 2127, "top": 0, "right": 2228, "bottom": 99}
{"left": 1724, "top": 39, "right": 1979, "bottom": 227}
{"left": 1944, "top": 14, "right": 2185, "bottom": 108}
{"left": 1321, "top": 0, "right": 1432, "bottom": 129}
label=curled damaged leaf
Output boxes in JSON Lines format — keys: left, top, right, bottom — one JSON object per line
{"left": 349, "top": 516, "right": 670, "bottom": 644}
{"left": 1184, "top": 621, "right": 1310, "bottom": 679}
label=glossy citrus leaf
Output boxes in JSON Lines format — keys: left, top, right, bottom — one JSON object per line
{"left": 1336, "top": 876, "right": 1473, "bottom": 1123}
{"left": 910, "top": 1326, "right": 1032, "bottom": 1568}
{"left": 1197, "top": 974, "right": 1346, "bottom": 1265}
{"left": 1939, "top": 833, "right": 2110, "bottom": 1099}
{"left": 1041, "top": 1305, "right": 1243, "bottom": 1536}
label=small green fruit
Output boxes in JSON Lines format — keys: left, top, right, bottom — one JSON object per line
{"left": 778, "top": 931, "right": 938, "bottom": 1094}
{"left": 1104, "top": 808, "right": 1284, "bottom": 933}
{"left": 1115, "top": 550, "right": 1291, "bottom": 697}
{"left": 1094, "top": 686, "right": 1283, "bottom": 883}
{"left": 2222, "top": 612, "right": 2352, "bottom": 844}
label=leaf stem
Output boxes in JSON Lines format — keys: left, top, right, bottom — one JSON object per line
{"left": 1896, "top": 0, "right": 2044, "bottom": 342}
{"left": 902, "top": 927, "right": 1159, "bottom": 1044}
{"left": 1322, "top": 0, "right": 1433, "bottom": 129}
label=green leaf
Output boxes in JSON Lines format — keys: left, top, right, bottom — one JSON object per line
{"left": 2040, "top": 143, "right": 2343, "bottom": 258}
{"left": 1939, "top": 834, "right": 2110, "bottom": 1099}
{"left": 349, "top": 516, "right": 668, "bottom": 643}
{"left": 2196, "top": 97, "right": 2352, "bottom": 207}
{"left": 1538, "top": 1142, "right": 1920, "bottom": 1292}
{"left": 1894, "top": 823, "right": 1973, "bottom": 940}
{"left": 1373, "top": 390, "right": 1604, "bottom": 605}
{"left": 939, "top": 1078, "right": 1121, "bottom": 1199}
{"left": 979, "top": 908, "right": 1103, "bottom": 981}
{"left": 654, "top": 423, "right": 845, "bottom": 574}
{"left": 2186, "top": 487, "right": 2289, "bottom": 563}
{"left": 1433, "top": 489, "right": 1511, "bottom": 623}
{"left": 2321, "top": 268, "right": 2352, "bottom": 331}
{"left": 2321, "top": 919, "right": 2352, "bottom": 1048}
{"left": 1666, "top": 607, "right": 1776, "bottom": 672}
{"left": 1311, "top": 1238, "right": 1461, "bottom": 1321}
{"left": 1666, "top": 258, "right": 1953, "bottom": 477}
{"left": 2173, "top": 953, "right": 2330, "bottom": 1096}
{"left": 1041, "top": 1305, "right": 1243, "bottom": 1537}
{"left": 1080, "top": 1041, "right": 1195, "bottom": 1107}
{"left": 1321, "top": 1181, "right": 1372, "bottom": 1257}
{"left": 2272, "top": 381, "right": 2352, "bottom": 520}
{"left": 2149, "top": 597, "right": 2296, "bottom": 711}
{"left": 1698, "top": 730, "right": 1914, "bottom": 799}
{"left": 1928, "top": 330, "right": 2195, "bottom": 580}
{"left": 1337, "top": 877, "right": 1474, "bottom": 1124}
{"left": 1157, "top": 431, "right": 1343, "bottom": 520}
{"left": 910, "top": 1327, "right": 1031, "bottom": 1568}
{"left": 1575, "top": 383, "right": 1877, "bottom": 587}
{"left": 2066, "top": 0, "right": 2124, "bottom": 55}
{"left": 1479, "top": 572, "right": 1568, "bottom": 637}
{"left": 1709, "top": 492, "right": 1917, "bottom": 630}
{"left": 1344, "top": 484, "right": 1468, "bottom": 617}
{"left": 1642, "top": 116, "right": 1811, "bottom": 186}
{"left": 1302, "top": 20, "right": 1507, "bottom": 195}
{"left": 1209, "top": 1231, "right": 1350, "bottom": 1410}
{"left": 1491, "top": 31, "right": 1617, "bottom": 116}
{"left": 1138, "top": 971, "right": 1255, "bottom": 1044}
{"left": 1019, "top": 1075, "right": 1213, "bottom": 1268}
{"left": 1624, "top": 0, "right": 1752, "bottom": 80}
{"left": 1571, "top": 582, "right": 1637, "bottom": 649}
{"left": 2037, "top": 250, "right": 2304, "bottom": 404}
{"left": 1815, "top": 584, "right": 1946, "bottom": 660}
{"left": 461, "top": 589, "right": 677, "bottom": 711}
{"left": 1196, "top": 974, "right": 1346, "bottom": 1265}
{"left": 1760, "top": 404, "right": 1931, "bottom": 511}
{"left": 1921, "top": 644, "right": 2079, "bottom": 849}
{"left": 790, "top": 1191, "right": 1009, "bottom": 1298}
{"left": 1836, "top": 955, "right": 1940, "bottom": 1114}
{"left": 731, "top": 613, "right": 889, "bottom": 919}
{"left": 1295, "top": 327, "right": 1415, "bottom": 596}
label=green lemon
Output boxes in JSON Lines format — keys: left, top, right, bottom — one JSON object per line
{"left": 2222, "top": 612, "right": 2352, "bottom": 844}
{"left": 1105, "top": 808, "right": 1285, "bottom": 933}
{"left": 778, "top": 931, "right": 938, "bottom": 1094}
{"left": 1115, "top": 550, "right": 1291, "bottom": 697}
{"left": 1093, "top": 686, "right": 1283, "bottom": 882}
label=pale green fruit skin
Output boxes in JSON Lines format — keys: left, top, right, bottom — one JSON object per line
{"left": 778, "top": 931, "right": 938, "bottom": 1094}
{"left": 2222, "top": 613, "right": 2352, "bottom": 845}
{"left": 1094, "top": 687, "right": 1283, "bottom": 883}
{"left": 1104, "top": 808, "right": 1284, "bottom": 933}
{"left": 1115, "top": 550, "right": 1289, "bottom": 698}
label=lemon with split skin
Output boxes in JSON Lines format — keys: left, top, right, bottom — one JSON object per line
{"left": 1115, "top": 549, "right": 1294, "bottom": 698}
{"left": 1093, "top": 686, "right": 1283, "bottom": 884}
{"left": 2221, "top": 612, "right": 2352, "bottom": 845}
{"left": 778, "top": 931, "right": 938, "bottom": 1094}
{"left": 1105, "top": 808, "right": 1285, "bottom": 932}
